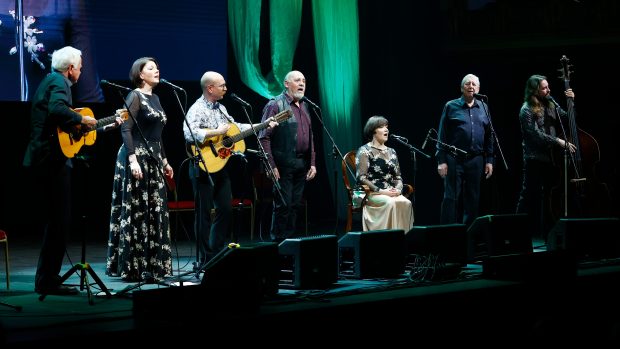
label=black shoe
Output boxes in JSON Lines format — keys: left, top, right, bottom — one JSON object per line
{"left": 35, "top": 284, "right": 79, "bottom": 295}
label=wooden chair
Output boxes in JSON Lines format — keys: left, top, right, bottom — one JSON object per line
{"left": 229, "top": 175, "right": 256, "bottom": 241}
{"left": 168, "top": 173, "right": 256, "bottom": 241}
{"left": 166, "top": 166, "right": 196, "bottom": 241}
{"left": 341, "top": 150, "right": 414, "bottom": 232}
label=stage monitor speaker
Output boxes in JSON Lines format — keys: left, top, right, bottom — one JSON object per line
{"left": 201, "top": 242, "right": 280, "bottom": 301}
{"left": 405, "top": 224, "right": 468, "bottom": 264}
{"left": 338, "top": 229, "right": 406, "bottom": 279}
{"left": 134, "top": 243, "right": 279, "bottom": 322}
{"left": 467, "top": 214, "right": 532, "bottom": 262}
{"left": 278, "top": 235, "right": 339, "bottom": 289}
{"left": 547, "top": 218, "right": 620, "bottom": 260}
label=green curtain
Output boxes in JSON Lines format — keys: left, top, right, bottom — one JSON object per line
{"left": 228, "top": 0, "right": 302, "bottom": 98}
{"left": 229, "top": 0, "right": 361, "bottom": 226}
{"left": 311, "top": 0, "right": 361, "bottom": 218}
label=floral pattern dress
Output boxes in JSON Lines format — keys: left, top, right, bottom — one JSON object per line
{"left": 106, "top": 90, "right": 172, "bottom": 281}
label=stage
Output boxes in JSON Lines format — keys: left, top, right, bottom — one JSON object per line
{"left": 1, "top": 234, "right": 620, "bottom": 347}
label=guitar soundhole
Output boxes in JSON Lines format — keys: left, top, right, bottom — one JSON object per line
{"left": 222, "top": 137, "right": 234, "bottom": 148}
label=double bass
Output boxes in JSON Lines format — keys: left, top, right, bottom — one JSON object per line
{"left": 550, "top": 55, "right": 611, "bottom": 219}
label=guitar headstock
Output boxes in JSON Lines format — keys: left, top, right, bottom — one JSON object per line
{"left": 117, "top": 108, "right": 130, "bottom": 120}
{"left": 274, "top": 109, "right": 293, "bottom": 123}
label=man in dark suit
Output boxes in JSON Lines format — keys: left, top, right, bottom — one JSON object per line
{"left": 23, "top": 46, "right": 98, "bottom": 295}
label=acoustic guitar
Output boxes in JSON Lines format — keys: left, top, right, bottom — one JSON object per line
{"left": 57, "top": 107, "right": 128, "bottom": 158}
{"left": 192, "top": 109, "right": 292, "bottom": 173}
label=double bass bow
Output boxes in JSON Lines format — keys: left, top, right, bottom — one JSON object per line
{"left": 550, "top": 55, "right": 611, "bottom": 218}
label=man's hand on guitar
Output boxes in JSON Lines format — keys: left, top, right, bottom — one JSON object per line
{"left": 81, "top": 115, "right": 97, "bottom": 131}
{"left": 114, "top": 109, "right": 128, "bottom": 126}
{"left": 102, "top": 109, "right": 127, "bottom": 132}
{"left": 267, "top": 116, "right": 279, "bottom": 129}
{"left": 216, "top": 123, "right": 231, "bottom": 135}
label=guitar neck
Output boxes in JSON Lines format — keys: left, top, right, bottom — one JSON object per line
{"left": 229, "top": 120, "right": 271, "bottom": 143}
{"left": 94, "top": 115, "right": 118, "bottom": 129}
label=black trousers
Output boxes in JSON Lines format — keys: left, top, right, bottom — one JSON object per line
{"left": 190, "top": 161, "right": 232, "bottom": 263}
{"left": 33, "top": 160, "right": 72, "bottom": 290}
{"left": 271, "top": 158, "right": 307, "bottom": 242}
{"left": 440, "top": 154, "right": 484, "bottom": 226}
{"left": 516, "top": 159, "right": 556, "bottom": 240}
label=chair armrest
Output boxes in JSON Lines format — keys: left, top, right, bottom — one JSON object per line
{"left": 402, "top": 184, "right": 414, "bottom": 198}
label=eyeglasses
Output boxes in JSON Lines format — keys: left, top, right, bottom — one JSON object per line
{"left": 210, "top": 83, "right": 227, "bottom": 89}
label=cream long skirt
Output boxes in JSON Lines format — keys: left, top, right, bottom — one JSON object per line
{"left": 362, "top": 194, "right": 414, "bottom": 232}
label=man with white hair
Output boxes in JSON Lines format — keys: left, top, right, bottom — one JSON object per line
{"left": 23, "top": 46, "right": 120, "bottom": 295}
{"left": 435, "top": 73, "right": 494, "bottom": 226}
{"left": 259, "top": 70, "right": 317, "bottom": 243}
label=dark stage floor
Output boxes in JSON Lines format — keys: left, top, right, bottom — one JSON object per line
{"left": 1, "top": 232, "right": 620, "bottom": 347}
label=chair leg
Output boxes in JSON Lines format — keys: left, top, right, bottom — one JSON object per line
{"left": 3, "top": 239, "right": 8, "bottom": 290}
{"left": 250, "top": 204, "right": 255, "bottom": 241}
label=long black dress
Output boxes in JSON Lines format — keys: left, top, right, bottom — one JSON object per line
{"left": 106, "top": 90, "right": 172, "bottom": 281}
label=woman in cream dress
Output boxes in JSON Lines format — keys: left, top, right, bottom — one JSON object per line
{"left": 356, "top": 116, "right": 414, "bottom": 232}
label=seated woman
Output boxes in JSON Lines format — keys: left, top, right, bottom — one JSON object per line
{"left": 356, "top": 116, "right": 414, "bottom": 232}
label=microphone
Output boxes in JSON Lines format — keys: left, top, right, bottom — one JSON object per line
{"left": 390, "top": 134, "right": 408, "bottom": 143}
{"left": 232, "top": 151, "right": 248, "bottom": 163}
{"left": 301, "top": 96, "right": 320, "bottom": 110}
{"left": 421, "top": 129, "right": 433, "bottom": 149}
{"left": 546, "top": 95, "right": 560, "bottom": 108}
{"left": 101, "top": 80, "right": 132, "bottom": 92}
{"left": 245, "top": 149, "right": 267, "bottom": 158}
{"left": 159, "top": 78, "right": 184, "bottom": 91}
{"left": 473, "top": 93, "right": 488, "bottom": 100}
{"left": 229, "top": 93, "right": 251, "bottom": 108}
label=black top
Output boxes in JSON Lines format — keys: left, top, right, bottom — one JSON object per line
{"left": 23, "top": 71, "right": 82, "bottom": 168}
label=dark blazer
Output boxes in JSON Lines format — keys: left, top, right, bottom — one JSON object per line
{"left": 23, "top": 71, "right": 82, "bottom": 168}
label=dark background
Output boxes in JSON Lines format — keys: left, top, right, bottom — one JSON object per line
{"left": 1, "top": 0, "right": 619, "bottom": 242}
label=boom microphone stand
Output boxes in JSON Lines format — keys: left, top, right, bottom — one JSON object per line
{"left": 551, "top": 98, "right": 576, "bottom": 218}
{"left": 426, "top": 130, "right": 467, "bottom": 225}
{"left": 39, "top": 156, "right": 112, "bottom": 305}
{"left": 390, "top": 134, "right": 430, "bottom": 208}
{"left": 162, "top": 83, "right": 214, "bottom": 278}
{"left": 478, "top": 96, "right": 508, "bottom": 171}
{"left": 235, "top": 101, "right": 286, "bottom": 206}
{"left": 304, "top": 98, "right": 345, "bottom": 234}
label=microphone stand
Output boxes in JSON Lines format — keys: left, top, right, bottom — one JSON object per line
{"left": 239, "top": 105, "right": 286, "bottom": 206}
{"left": 553, "top": 103, "right": 573, "bottom": 218}
{"left": 306, "top": 104, "right": 344, "bottom": 234}
{"left": 170, "top": 87, "right": 212, "bottom": 188}
{"left": 171, "top": 89, "right": 215, "bottom": 277}
{"left": 429, "top": 133, "right": 466, "bottom": 225}
{"left": 390, "top": 136, "right": 430, "bottom": 207}
{"left": 479, "top": 99, "right": 508, "bottom": 170}
{"left": 429, "top": 135, "right": 467, "bottom": 158}
{"left": 15, "top": 0, "right": 26, "bottom": 100}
